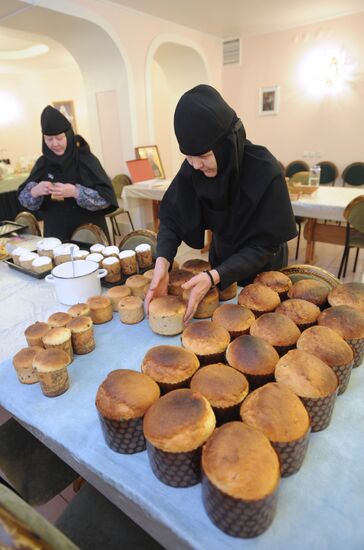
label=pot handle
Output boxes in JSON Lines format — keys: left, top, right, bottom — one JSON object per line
{"left": 45, "top": 274, "right": 55, "bottom": 284}
{"left": 97, "top": 268, "right": 108, "bottom": 279}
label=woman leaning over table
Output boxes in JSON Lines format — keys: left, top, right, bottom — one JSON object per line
{"left": 17, "top": 105, "right": 118, "bottom": 241}
{"left": 145, "top": 85, "right": 297, "bottom": 323}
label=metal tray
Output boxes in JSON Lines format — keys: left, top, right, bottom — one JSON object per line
{"left": 4, "top": 257, "right": 52, "bottom": 279}
{"left": 0, "top": 221, "right": 27, "bottom": 237}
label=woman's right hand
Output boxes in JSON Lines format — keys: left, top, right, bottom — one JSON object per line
{"left": 31, "top": 181, "right": 53, "bottom": 198}
{"left": 144, "top": 257, "right": 170, "bottom": 316}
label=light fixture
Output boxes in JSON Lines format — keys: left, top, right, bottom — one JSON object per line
{"left": 300, "top": 47, "right": 351, "bottom": 96}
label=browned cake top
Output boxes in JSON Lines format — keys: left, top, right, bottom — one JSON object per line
{"left": 125, "top": 275, "right": 149, "bottom": 289}
{"left": 240, "top": 382, "right": 310, "bottom": 442}
{"left": 212, "top": 304, "right": 255, "bottom": 332}
{"left": 254, "top": 271, "right": 293, "bottom": 293}
{"left": 143, "top": 388, "right": 215, "bottom": 452}
{"left": 190, "top": 363, "right": 249, "bottom": 407}
{"left": 287, "top": 279, "right": 329, "bottom": 305}
{"left": 275, "top": 349, "right": 338, "bottom": 397}
{"left": 141, "top": 345, "right": 200, "bottom": 383}
{"left": 149, "top": 295, "right": 186, "bottom": 316}
{"left": 168, "top": 269, "right": 192, "bottom": 286}
{"left": 181, "top": 259, "right": 212, "bottom": 274}
{"left": 181, "top": 320, "right": 230, "bottom": 355}
{"left": 67, "top": 303, "right": 90, "bottom": 317}
{"left": 238, "top": 283, "right": 280, "bottom": 312}
{"left": 96, "top": 369, "right": 160, "bottom": 421}
{"left": 119, "top": 296, "right": 143, "bottom": 310}
{"left": 250, "top": 313, "right": 301, "bottom": 346}
{"left": 87, "top": 296, "right": 112, "bottom": 310}
{"left": 106, "top": 285, "right": 131, "bottom": 299}
{"left": 226, "top": 334, "right": 279, "bottom": 375}
{"left": 42, "top": 327, "right": 71, "bottom": 346}
{"left": 183, "top": 287, "right": 219, "bottom": 306}
{"left": 48, "top": 312, "right": 72, "bottom": 328}
{"left": 318, "top": 305, "right": 364, "bottom": 339}
{"left": 33, "top": 348, "right": 71, "bottom": 372}
{"left": 24, "top": 322, "right": 50, "bottom": 338}
{"left": 13, "top": 346, "right": 43, "bottom": 369}
{"left": 202, "top": 422, "right": 280, "bottom": 500}
{"left": 328, "top": 282, "right": 364, "bottom": 312}
{"left": 297, "top": 325, "right": 353, "bottom": 367}
{"left": 66, "top": 316, "right": 93, "bottom": 333}
{"left": 275, "top": 299, "right": 320, "bottom": 325}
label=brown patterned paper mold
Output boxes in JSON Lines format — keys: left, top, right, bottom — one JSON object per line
{"left": 275, "top": 349, "right": 339, "bottom": 432}
{"left": 181, "top": 320, "right": 230, "bottom": 366}
{"left": 201, "top": 422, "right": 280, "bottom": 538}
{"left": 190, "top": 363, "right": 249, "bottom": 426}
{"left": 249, "top": 312, "right": 301, "bottom": 357}
{"left": 297, "top": 325, "right": 354, "bottom": 394}
{"left": 95, "top": 370, "right": 160, "bottom": 454}
{"left": 240, "top": 382, "right": 311, "bottom": 476}
{"left": 143, "top": 389, "right": 216, "bottom": 487}
{"left": 33, "top": 349, "right": 71, "bottom": 397}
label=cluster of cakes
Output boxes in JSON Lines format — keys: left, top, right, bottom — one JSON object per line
{"left": 86, "top": 242, "right": 154, "bottom": 284}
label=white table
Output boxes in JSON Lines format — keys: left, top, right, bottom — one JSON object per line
{"left": 122, "top": 180, "right": 170, "bottom": 232}
{"left": 0, "top": 263, "right": 364, "bottom": 550}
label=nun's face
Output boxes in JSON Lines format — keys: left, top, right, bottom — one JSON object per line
{"left": 44, "top": 133, "right": 67, "bottom": 156}
{"left": 186, "top": 151, "right": 217, "bottom": 177}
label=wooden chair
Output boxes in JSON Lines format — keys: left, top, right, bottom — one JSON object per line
{"left": 317, "top": 161, "right": 338, "bottom": 186}
{"left": 71, "top": 223, "right": 109, "bottom": 246}
{"left": 106, "top": 174, "right": 135, "bottom": 243}
{"left": 338, "top": 195, "right": 364, "bottom": 278}
{"left": 342, "top": 162, "right": 364, "bottom": 187}
{"left": 285, "top": 160, "right": 310, "bottom": 178}
{"left": 14, "top": 211, "right": 42, "bottom": 236}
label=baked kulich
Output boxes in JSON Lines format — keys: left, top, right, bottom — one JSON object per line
{"left": 240, "top": 382, "right": 310, "bottom": 477}
{"left": 11, "top": 246, "right": 28, "bottom": 265}
{"left": 328, "top": 282, "right": 364, "bottom": 313}
{"left": 181, "top": 258, "right": 212, "bottom": 275}
{"left": 42, "top": 327, "right": 73, "bottom": 362}
{"left": 135, "top": 243, "right": 153, "bottom": 269}
{"left": 218, "top": 282, "right": 238, "bottom": 302}
{"left": 143, "top": 388, "right": 216, "bottom": 487}
{"left": 168, "top": 269, "right": 192, "bottom": 297}
{"left": 24, "top": 322, "right": 51, "bottom": 348}
{"left": 96, "top": 369, "right": 160, "bottom": 454}
{"left": 190, "top": 363, "right": 249, "bottom": 425}
{"left": 86, "top": 295, "right": 113, "bottom": 324}
{"left": 275, "top": 349, "right": 338, "bottom": 432}
{"left": 102, "top": 257, "right": 121, "bottom": 283}
{"left": 106, "top": 285, "right": 132, "bottom": 311}
{"left": 250, "top": 312, "right": 301, "bottom": 356}
{"left": 33, "top": 348, "right": 71, "bottom": 397}
{"left": 32, "top": 256, "right": 52, "bottom": 274}
{"left": 201, "top": 422, "right": 280, "bottom": 538}
{"left": 102, "top": 245, "right": 120, "bottom": 258}
{"left": 275, "top": 298, "right": 320, "bottom": 331}
{"left": 19, "top": 251, "right": 38, "bottom": 270}
{"left": 125, "top": 274, "right": 149, "bottom": 298}
{"left": 89, "top": 243, "right": 105, "bottom": 254}
{"left": 36, "top": 237, "right": 62, "bottom": 257}
{"left": 287, "top": 279, "right": 329, "bottom": 309}
{"left": 143, "top": 268, "right": 154, "bottom": 281}
{"left": 12, "top": 346, "right": 43, "bottom": 384}
{"left": 66, "top": 316, "right": 95, "bottom": 355}
{"left": 119, "top": 250, "right": 137, "bottom": 275}
{"left": 318, "top": 305, "right": 364, "bottom": 368}
{"left": 183, "top": 287, "right": 219, "bottom": 319}
{"left": 47, "top": 312, "right": 72, "bottom": 329}
{"left": 297, "top": 325, "right": 354, "bottom": 394}
{"left": 238, "top": 283, "right": 280, "bottom": 317}
{"left": 141, "top": 345, "right": 200, "bottom": 393}
{"left": 212, "top": 303, "right": 255, "bottom": 339}
{"left": 149, "top": 296, "right": 186, "bottom": 336}
{"left": 118, "top": 296, "right": 144, "bottom": 324}
{"left": 67, "top": 303, "right": 91, "bottom": 318}
{"left": 226, "top": 334, "right": 279, "bottom": 390}
{"left": 181, "top": 320, "right": 230, "bottom": 365}
{"left": 254, "top": 270, "right": 293, "bottom": 300}
{"left": 86, "top": 252, "right": 104, "bottom": 267}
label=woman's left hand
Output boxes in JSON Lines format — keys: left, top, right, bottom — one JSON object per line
{"left": 51, "top": 183, "right": 79, "bottom": 199}
{"left": 181, "top": 272, "right": 213, "bottom": 324}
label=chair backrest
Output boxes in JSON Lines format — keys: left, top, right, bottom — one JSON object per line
{"left": 342, "top": 162, "right": 364, "bottom": 186}
{"left": 71, "top": 224, "right": 109, "bottom": 246}
{"left": 317, "top": 161, "right": 338, "bottom": 185}
{"left": 285, "top": 160, "right": 310, "bottom": 178}
{"left": 343, "top": 195, "right": 364, "bottom": 232}
{"left": 14, "top": 211, "right": 42, "bottom": 236}
{"left": 111, "top": 174, "right": 132, "bottom": 198}
{"left": 289, "top": 171, "right": 310, "bottom": 185}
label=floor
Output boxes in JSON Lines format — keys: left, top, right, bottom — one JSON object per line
{"left": 0, "top": 227, "right": 362, "bottom": 524}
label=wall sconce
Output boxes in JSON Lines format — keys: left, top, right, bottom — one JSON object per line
{"left": 300, "top": 48, "right": 351, "bottom": 96}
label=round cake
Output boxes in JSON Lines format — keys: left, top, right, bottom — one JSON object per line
{"left": 102, "top": 245, "right": 119, "bottom": 258}
{"left": 212, "top": 303, "right": 255, "bottom": 339}
{"left": 89, "top": 243, "right": 105, "bottom": 254}
{"left": 36, "top": 237, "right": 62, "bottom": 258}
{"left": 240, "top": 382, "right": 310, "bottom": 476}
{"left": 168, "top": 269, "right": 192, "bottom": 297}
{"left": 135, "top": 243, "right": 153, "bottom": 269}
{"left": 125, "top": 274, "right": 149, "bottom": 298}
{"left": 275, "top": 298, "right": 320, "bottom": 331}
{"left": 47, "top": 312, "right": 72, "bottom": 329}
{"left": 12, "top": 346, "right": 43, "bottom": 384}
{"left": 181, "top": 320, "right": 230, "bottom": 365}
{"left": 33, "top": 348, "right": 71, "bottom": 397}
{"left": 119, "top": 250, "right": 137, "bottom": 275}
{"left": 181, "top": 258, "right": 212, "bottom": 275}
{"left": 42, "top": 327, "right": 73, "bottom": 362}
{"left": 254, "top": 271, "right": 292, "bottom": 300}
{"left": 141, "top": 345, "right": 200, "bottom": 393}
{"left": 328, "top": 282, "right": 364, "bottom": 313}
{"left": 250, "top": 312, "right": 301, "bottom": 356}
{"left": 96, "top": 369, "right": 160, "bottom": 454}
{"left": 66, "top": 316, "right": 95, "bottom": 355}
{"left": 102, "top": 257, "right": 121, "bottom": 283}
{"left": 87, "top": 296, "right": 113, "bottom": 324}
{"left": 238, "top": 283, "right": 280, "bottom": 316}
{"left": 143, "top": 388, "right": 216, "bottom": 487}
{"left": 218, "top": 282, "right": 238, "bottom": 302}
{"left": 24, "top": 322, "right": 51, "bottom": 348}
{"left": 106, "top": 285, "right": 132, "bottom": 311}
{"left": 287, "top": 279, "right": 329, "bottom": 309}
{"left": 67, "top": 303, "right": 91, "bottom": 318}
{"left": 149, "top": 296, "right": 186, "bottom": 336}
{"left": 183, "top": 288, "right": 219, "bottom": 319}
{"left": 118, "top": 296, "right": 144, "bottom": 324}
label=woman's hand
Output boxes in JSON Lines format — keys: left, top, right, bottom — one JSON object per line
{"left": 51, "top": 183, "right": 79, "bottom": 199}
{"left": 31, "top": 180, "right": 53, "bottom": 198}
{"left": 181, "top": 269, "right": 220, "bottom": 323}
{"left": 144, "top": 257, "right": 170, "bottom": 316}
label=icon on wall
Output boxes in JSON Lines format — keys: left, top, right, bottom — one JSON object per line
{"left": 135, "top": 145, "right": 165, "bottom": 179}
{"left": 52, "top": 100, "right": 77, "bottom": 132}
{"left": 259, "top": 86, "right": 279, "bottom": 116}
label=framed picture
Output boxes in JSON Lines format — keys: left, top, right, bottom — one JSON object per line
{"left": 135, "top": 145, "right": 165, "bottom": 179}
{"left": 258, "top": 86, "right": 279, "bottom": 116}
{"left": 52, "top": 100, "right": 77, "bottom": 132}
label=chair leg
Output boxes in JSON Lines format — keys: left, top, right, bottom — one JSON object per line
{"left": 343, "top": 247, "right": 350, "bottom": 278}
{"left": 338, "top": 246, "right": 348, "bottom": 278}
{"left": 295, "top": 221, "right": 301, "bottom": 260}
{"left": 126, "top": 211, "right": 135, "bottom": 231}
{"left": 353, "top": 248, "right": 360, "bottom": 272}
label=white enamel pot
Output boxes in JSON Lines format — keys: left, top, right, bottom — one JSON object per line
{"left": 45, "top": 260, "right": 107, "bottom": 305}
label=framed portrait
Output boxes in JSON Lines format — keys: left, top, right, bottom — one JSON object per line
{"left": 52, "top": 100, "right": 77, "bottom": 132}
{"left": 135, "top": 145, "right": 165, "bottom": 179}
{"left": 258, "top": 86, "right": 279, "bottom": 116}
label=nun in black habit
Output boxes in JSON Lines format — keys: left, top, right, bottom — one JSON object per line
{"left": 17, "top": 106, "right": 118, "bottom": 241}
{"left": 145, "top": 85, "right": 297, "bottom": 323}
